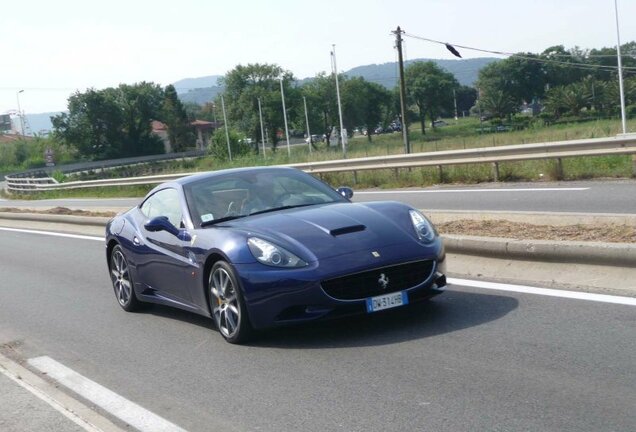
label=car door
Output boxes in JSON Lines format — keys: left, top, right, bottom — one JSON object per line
{"left": 136, "top": 188, "right": 193, "bottom": 304}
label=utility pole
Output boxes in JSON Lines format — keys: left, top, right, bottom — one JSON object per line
{"left": 258, "top": 97, "right": 266, "bottom": 158}
{"left": 303, "top": 96, "right": 312, "bottom": 153}
{"left": 614, "top": 0, "right": 627, "bottom": 134}
{"left": 279, "top": 77, "right": 291, "bottom": 156}
{"left": 453, "top": 88, "right": 459, "bottom": 124}
{"left": 477, "top": 87, "right": 483, "bottom": 134}
{"left": 393, "top": 26, "right": 410, "bottom": 153}
{"left": 331, "top": 44, "right": 346, "bottom": 157}
{"left": 220, "top": 95, "right": 232, "bottom": 161}
{"left": 16, "top": 90, "right": 25, "bottom": 136}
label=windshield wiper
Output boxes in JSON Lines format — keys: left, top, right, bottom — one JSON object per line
{"left": 248, "top": 203, "right": 320, "bottom": 216}
{"left": 200, "top": 214, "right": 247, "bottom": 227}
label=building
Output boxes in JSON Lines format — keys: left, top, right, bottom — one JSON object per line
{"left": 151, "top": 120, "right": 171, "bottom": 153}
{"left": 151, "top": 119, "right": 219, "bottom": 153}
{"left": 191, "top": 120, "right": 217, "bottom": 150}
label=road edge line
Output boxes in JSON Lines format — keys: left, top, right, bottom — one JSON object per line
{"left": 0, "top": 351, "right": 124, "bottom": 432}
{"left": 29, "top": 356, "right": 188, "bottom": 432}
{"left": 448, "top": 277, "right": 636, "bottom": 306}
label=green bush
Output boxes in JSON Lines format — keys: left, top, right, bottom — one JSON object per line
{"left": 209, "top": 128, "right": 254, "bottom": 161}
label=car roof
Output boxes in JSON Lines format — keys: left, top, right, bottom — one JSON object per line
{"left": 174, "top": 166, "right": 298, "bottom": 186}
{"left": 145, "top": 166, "right": 301, "bottom": 196}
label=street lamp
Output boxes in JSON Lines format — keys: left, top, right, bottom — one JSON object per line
{"left": 16, "top": 90, "right": 25, "bottom": 135}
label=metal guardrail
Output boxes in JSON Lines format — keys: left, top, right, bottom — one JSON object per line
{"left": 3, "top": 149, "right": 206, "bottom": 179}
{"left": 5, "top": 135, "right": 636, "bottom": 193}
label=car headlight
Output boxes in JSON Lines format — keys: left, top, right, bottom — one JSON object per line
{"left": 247, "top": 237, "right": 307, "bottom": 268}
{"left": 409, "top": 210, "right": 436, "bottom": 243}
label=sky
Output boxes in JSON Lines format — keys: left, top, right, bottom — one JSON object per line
{"left": 2, "top": 0, "right": 636, "bottom": 114}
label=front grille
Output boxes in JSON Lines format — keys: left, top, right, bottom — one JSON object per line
{"left": 321, "top": 260, "right": 435, "bottom": 300}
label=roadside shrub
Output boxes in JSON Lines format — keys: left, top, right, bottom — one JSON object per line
{"left": 209, "top": 128, "right": 253, "bottom": 161}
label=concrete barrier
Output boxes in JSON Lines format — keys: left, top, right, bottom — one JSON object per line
{"left": 1, "top": 210, "right": 633, "bottom": 268}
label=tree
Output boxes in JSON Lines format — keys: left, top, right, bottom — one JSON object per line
{"left": 454, "top": 86, "right": 478, "bottom": 117}
{"left": 477, "top": 55, "right": 546, "bottom": 106}
{"left": 404, "top": 61, "right": 459, "bottom": 134}
{"left": 162, "top": 84, "right": 194, "bottom": 152}
{"left": 52, "top": 83, "right": 165, "bottom": 159}
{"left": 541, "top": 45, "right": 588, "bottom": 88}
{"left": 479, "top": 90, "right": 518, "bottom": 119}
{"left": 341, "top": 77, "right": 393, "bottom": 141}
{"left": 302, "top": 72, "right": 341, "bottom": 147}
{"left": 221, "top": 63, "right": 298, "bottom": 152}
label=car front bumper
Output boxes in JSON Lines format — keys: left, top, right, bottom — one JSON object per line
{"left": 236, "top": 246, "right": 447, "bottom": 330}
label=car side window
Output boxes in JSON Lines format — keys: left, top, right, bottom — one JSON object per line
{"left": 140, "top": 188, "right": 183, "bottom": 228}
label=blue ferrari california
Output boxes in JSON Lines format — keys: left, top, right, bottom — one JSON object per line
{"left": 106, "top": 167, "right": 446, "bottom": 343}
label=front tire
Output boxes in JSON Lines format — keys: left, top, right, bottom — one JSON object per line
{"left": 110, "top": 245, "right": 141, "bottom": 312}
{"left": 209, "top": 261, "right": 252, "bottom": 344}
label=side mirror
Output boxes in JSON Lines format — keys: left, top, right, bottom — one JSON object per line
{"left": 144, "top": 216, "right": 179, "bottom": 236}
{"left": 336, "top": 187, "right": 354, "bottom": 200}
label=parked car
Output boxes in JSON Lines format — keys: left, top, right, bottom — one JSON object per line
{"left": 106, "top": 167, "right": 447, "bottom": 343}
{"left": 305, "top": 134, "right": 322, "bottom": 144}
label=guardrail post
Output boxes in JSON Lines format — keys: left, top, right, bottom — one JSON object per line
{"left": 393, "top": 168, "right": 399, "bottom": 179}
{"left": 492, "top": 162, "right": 499, "bottom": 182}
{"left": 437, "top": 165, "right": 444, "bottom": 183}
{"left": 632, "top": 155, "right": 636, "bottom": 177}
{"left": 353, "top": 170, "right": 358, "bottom": 185}
{"left": 555, "top": 158, "right": 564, "bottom": 180}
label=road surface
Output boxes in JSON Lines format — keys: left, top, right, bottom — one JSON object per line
{"left": 0, "top": 228, "right": 634, "bottom": 431}
{"left": 2, "top": 180, "right": 635, "bottom": 214}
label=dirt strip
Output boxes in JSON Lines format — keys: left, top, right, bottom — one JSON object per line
{"left": 1, "top": 207, "right": 634, "bottom": 244}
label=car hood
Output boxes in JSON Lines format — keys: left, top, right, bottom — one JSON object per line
{"left": 225, "top": 202, "right": 418, "bottom": 261}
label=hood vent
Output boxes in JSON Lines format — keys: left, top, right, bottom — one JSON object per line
{"left": 329, "top": 224, "right": 366, "bottom": 236}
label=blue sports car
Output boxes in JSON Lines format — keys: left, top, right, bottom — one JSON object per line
{"left": 106, "top": 167, "right": 446, "bottom": 343}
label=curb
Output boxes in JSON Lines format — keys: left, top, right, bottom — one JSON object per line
{"left": 0, "top": 212, "right": 110, "bottom": 227}
{"left": 425, "top": 209, "right": 636, "bottom": 227}
{"left": 1, "top": 211, "right": 634, "bottom": 267}
{"left": 443, "top": 234, "right": 635, "bottom": 268}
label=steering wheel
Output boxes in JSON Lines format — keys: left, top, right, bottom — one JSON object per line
{"left": 274, "top": 193, "right": 293, "bottom": 207}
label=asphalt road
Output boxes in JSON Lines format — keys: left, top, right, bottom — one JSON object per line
{"left": 2, "top": 180, "right": 635, "bottom": 214}
{"left": 0, "top": 230, "right": 634, "bottom": 431}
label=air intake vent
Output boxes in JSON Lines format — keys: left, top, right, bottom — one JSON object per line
{"left": 329, "top": 224, "right": 366, "bottom": 236}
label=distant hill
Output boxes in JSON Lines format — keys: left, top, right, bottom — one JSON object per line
{"left": 175, "top": 57, "right": 499, "bottom": 105}
{"left": 178, "top": 86, "right": 224, "bottom": 105}
{"left": 346, "top": 57, "right": 499, "bottom": 87}
{"left": 173, "top": 75, "right": 222, "bottom": 94}
{"left": 25, "top": 59, "right": 499, "bottom": 126}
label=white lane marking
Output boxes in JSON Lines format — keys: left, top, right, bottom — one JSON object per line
{"left": 19, "top": 198, "right": 137, "bottom": 202}
{"left": 28, "top": 356, "right": 188, "bottom": 432}
{"left": 0, "top": 353, "right": 103, "bottom": 432}
{"left": 449, "top": 277, "right": 636, "bottom": 306}
{"left": 3, "top": 226, "right": 632, "bottom": 307}
{"left": 0, "top": 226, "right": 103, "bottom": 241}
{"left": 356, "top": 187, "right": 589, "bottom": 194}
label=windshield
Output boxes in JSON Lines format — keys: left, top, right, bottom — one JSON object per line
{"left": 183, "top": 169, "right": 348, "bottom": 227}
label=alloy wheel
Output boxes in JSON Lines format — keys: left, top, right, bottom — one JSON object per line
{"left": 210, "top": 267, "right": 241, "bottom": 339}
{"left": 111, "top": 249, "right": 132, "bottom": 307}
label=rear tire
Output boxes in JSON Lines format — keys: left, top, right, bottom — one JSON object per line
{"left": 208, "top": 261, "right": 252, "bottom": 344}
{"left": 109, "top": 245, "right": 141, "bottom": 312}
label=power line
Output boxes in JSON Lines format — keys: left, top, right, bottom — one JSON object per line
{"left": 403, "top": 32, "right": 636, "bottom": 72}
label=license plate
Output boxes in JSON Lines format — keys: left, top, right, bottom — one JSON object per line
{"left": 366, "top": 291, "right": 408, "bottom": 313}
